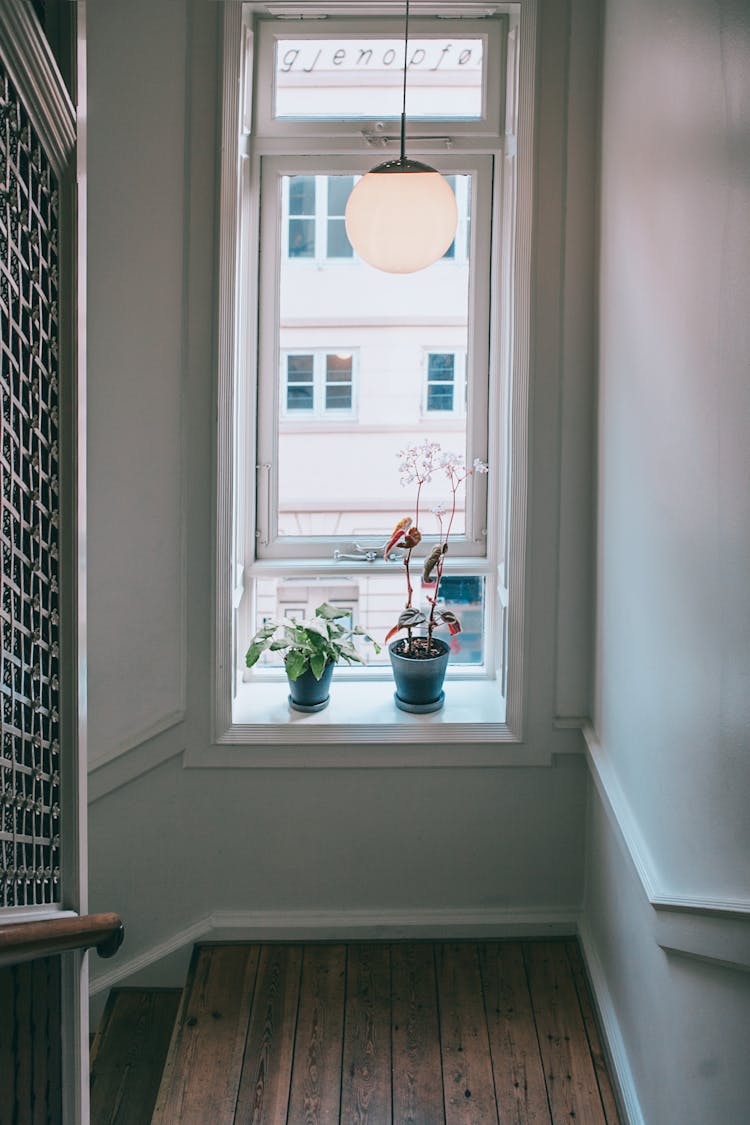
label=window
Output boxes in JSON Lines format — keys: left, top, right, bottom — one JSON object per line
{"left": 251, "top": 16, "right": 498, "bottom": 648}
{"left": 284, "top": 175, "right": 355, "bottom": 260}
{"left": 283, "top": 350, "right": 356, "bottom": 417}
{"left": 214, "top": 3, "right": 538, "bottom": 743}
{"left": 425, "top": 351, "right": 467, "bottom": 415}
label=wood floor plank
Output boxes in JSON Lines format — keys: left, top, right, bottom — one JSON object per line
{"left": 479, "top": 942, "right": 552, "bottom": 1125}
{"left": 436, "top": 942, "right": 498, "bottom": 1125}
{"left": 524, "top": 942, "right": 607, "bottom": 1125}
{"left": 151, "top": 944, "right": 259, "bottom": 1125}
{"left": 234, "top": 943, "right": 303, "bottom": 1124}
{"left": 90, "top": 989, "right": 181, "bottom": 1125}
{"left": 391, "top": 942, "right": 445, "bottom": 1125}
{"left": 340, "top": 943, "right": 392, "bottom": 1125}
{"left": 287, "top": 944, "right": 346, "bottom": 1125}
{"left": 564, "top": 942, "right": 622, "bottom": 1125}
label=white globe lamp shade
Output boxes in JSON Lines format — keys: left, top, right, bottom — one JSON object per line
{"left": 345, "top": 159, "right": 458, "bottom": 274}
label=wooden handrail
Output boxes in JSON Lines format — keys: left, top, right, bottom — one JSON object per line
{"left": 0, "top": 912, "right": 124, "bottom": 968}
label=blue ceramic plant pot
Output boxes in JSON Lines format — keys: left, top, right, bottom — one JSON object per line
{"left": 287, "top": 660, "right": 335, "bottom": 712}
{"left": 389, "top": 637, "right": 450, "bottom": 713}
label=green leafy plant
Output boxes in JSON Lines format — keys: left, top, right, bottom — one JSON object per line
{"left": 245, "top": 602, "right": 380, "bottom": 681}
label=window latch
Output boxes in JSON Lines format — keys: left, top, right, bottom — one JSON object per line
{"left": 333, "top": 542, "right": 387, "bottom": 563}
{"left": 361, "top": 128, "right": 454, "bottom": 150}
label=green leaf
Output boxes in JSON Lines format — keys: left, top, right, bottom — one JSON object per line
{"left": 303, "top": 617, "right": 330, "bottom": 640}
{"left": 285, "top": 650, "right": 308, "bottom": 681}
{"left": 245, "top": 640, "right": 268, "bottom": 668}
{"left": 310, "top": 652, "right": 327, "bottom": 680}
{"left": 315, "top": 602, "right": 350, "bottom": 620}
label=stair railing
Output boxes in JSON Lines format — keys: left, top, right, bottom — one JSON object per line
{"left": 0, "top": 912, "right": 124, "bottom": 968}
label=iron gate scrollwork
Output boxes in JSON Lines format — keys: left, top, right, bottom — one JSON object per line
{"left": 0, "top": 60, "right": 61, "bottom": 908}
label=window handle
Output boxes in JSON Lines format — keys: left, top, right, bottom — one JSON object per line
{"left": 333, "top": 542, "right": 387, "bottom": 563}
{"left": 256, "top": 463, "right": 272, "bottom": 547}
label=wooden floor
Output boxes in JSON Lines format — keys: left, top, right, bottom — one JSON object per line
{"left": 149, "top": 940, "right": 621, "bottom": 1125}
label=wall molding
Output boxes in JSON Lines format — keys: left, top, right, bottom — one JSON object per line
{"left": 578, "top": 919, "right": 646, "bottom": 1125}
{"left": 88, "top": 717, "right": 186, "bottom": 804}
{"left": 89, "top": 709, "right": 186, "bottom": 774}
{"left": 0, "top": 0, "right": 75, "bottom": 172}
{"left": 583, "top": 724, "right": 750, "bottom": 920}
{"left": 584, "top": 724, "right": 749, "bottom": 975}
{"left": 89, "top": 904, "right": 578, "bottom": 996}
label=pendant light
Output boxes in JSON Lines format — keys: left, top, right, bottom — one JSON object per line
{"left": 344, "top": 0, "right": 458, "bottom": 274}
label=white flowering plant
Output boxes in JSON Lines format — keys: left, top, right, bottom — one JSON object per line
{"left": 385, "top": 442, "right": 489, "bottom": 656}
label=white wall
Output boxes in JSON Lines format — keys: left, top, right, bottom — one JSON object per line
{"left": 87, "top": 0, "right": 187, "bottom": 765}
{"left": 595, "top": 0, "right": 749, "bottom": 902}
{"left": 586, "top": 0, "right": 750, "bottom": 1119}
{"left": 582, "top": 788, "right": 750, "bottom": 1125}
{"left": 86, "top": 0, "right": 597, "bottom": 993}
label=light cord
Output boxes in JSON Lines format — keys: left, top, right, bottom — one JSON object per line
{"left": 400, "top": 0, "right": 410, "bottom": 163}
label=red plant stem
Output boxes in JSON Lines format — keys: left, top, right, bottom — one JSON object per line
{"left": 405, "top": 475, "right": 428, "bottom": 654}
{"left": 427, "top": 469, "right": 464, "bottom": 647}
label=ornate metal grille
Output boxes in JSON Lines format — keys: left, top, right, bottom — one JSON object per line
{"left": 0, "top": 61, "right": 61, "bottom": 907}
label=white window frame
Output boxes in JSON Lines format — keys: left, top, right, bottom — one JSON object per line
{"left": 281, "top": 348, "right": 358, "bottom": 420}
{"left": 256, "top": 149, "right": 493, "bottom": 562}
{"left": 212, "top": 2, "right": 537, "bottom": 751}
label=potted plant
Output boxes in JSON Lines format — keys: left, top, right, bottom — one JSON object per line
{"left": 385, "top": 442, "right": 488, "bottom": 713}
{"left": 245, "top": 602, "right": 380, "bottom": 712}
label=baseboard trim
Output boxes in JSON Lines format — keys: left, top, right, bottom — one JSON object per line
{"left": 577, "top": 919, "right": 646, "bottom": 1125}
{"left": 89, "top": 906, "right": 579, "bottom": 995}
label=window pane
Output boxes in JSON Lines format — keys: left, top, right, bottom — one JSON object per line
{"left": 326, "top": 354, "right": 352, "bottom": 377}
{"left": 286, "top": 355, "right": 314, "bottom": 411}
{"left": 442, "top": 177, "right": 456, "bottom": 258}
{"left": 327, "top": 175, "right": 354, "bottom": 216}
{"left": 287, "top": 355, "right": 314, "bottom": 378}
{"left": 427, "top": 385, "right": 454, "bottom": 411}
{"left": 325, "top": 354, "right": 353, "bottom": 410}
{"left": 327, "top": 218, "right": 353, "bottom": 258}
{"left": 325, "top": 385, "right": 352, "bottom": 410}
{"left": 287, "top": 385, "right": 314, "bottom": 410}
{"left": 252, "top": 575, "right": 485, "bottom": 668}
{"left": 288, "top": 218, "right": 315, "bottom": 258}
{"left": 428, "top": 354, "right": 455, "bottom": 377}
{"left": 277, "top": 174, "right": 471, "bottom": 537}
{"left": 275, "top": 39, "right": 485, "bottom": 120}
{"left": 289, "top": 176, "right": 315, "bottom": 215}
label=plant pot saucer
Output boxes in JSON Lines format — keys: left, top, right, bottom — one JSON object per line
{"left": 288, "top": 694, "right": 330, "bottom": 713}
{"left": 393, "top": 690, "right": 445, "bottom": 714}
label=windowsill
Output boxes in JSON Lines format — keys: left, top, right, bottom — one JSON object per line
{"left": 183, "top": 678, "right": 541, "bottom": 769}
{"left": 234, "top": 674, "right": 506, "bottom": 733}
